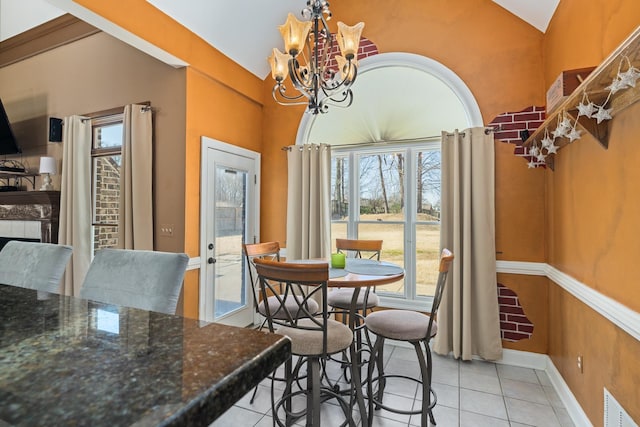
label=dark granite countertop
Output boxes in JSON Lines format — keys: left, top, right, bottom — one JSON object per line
{"left": 0, "top": 284, "right": 291, "bottom": 426}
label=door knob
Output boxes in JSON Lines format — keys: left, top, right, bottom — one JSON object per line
{"left": 208, "top": 257, "right": 216, "bottom": 264}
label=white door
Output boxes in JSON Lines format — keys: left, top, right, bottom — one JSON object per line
{"left": 200, "top": 137, "right": 260, "bottom": 327}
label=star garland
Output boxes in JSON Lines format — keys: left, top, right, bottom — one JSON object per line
{"left": 526, "top": 55, "right": 640, "bottom": 169}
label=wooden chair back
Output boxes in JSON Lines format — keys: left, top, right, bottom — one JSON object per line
{"left": 335, "top": 238, "right": 383, "bottom": 260}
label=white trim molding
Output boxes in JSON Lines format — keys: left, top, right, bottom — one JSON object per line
{"left": 545, "top": 264, "right": 640, "bottom": 343}
{"left": 186, "top": 257, "right": 200, "bottom": 271}
{"left": 496, "top": 260, "right": 640, "bottom": 343}
{"left": 496, "top": 260, "right": 547, "bottom": 276}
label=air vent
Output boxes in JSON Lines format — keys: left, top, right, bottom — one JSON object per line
{"left": 604, "top": 388, "right": 638, "bottom": 427}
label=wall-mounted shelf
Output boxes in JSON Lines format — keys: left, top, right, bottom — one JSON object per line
{"left": 524, "top": 25, "right": 640, "bottom": 170}
{"left": 0, "top": 171, "right": 38, "bottom": 190}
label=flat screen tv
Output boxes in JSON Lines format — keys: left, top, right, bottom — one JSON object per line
{"left": 0, "top": 98, "right": 21, "bottom": 155}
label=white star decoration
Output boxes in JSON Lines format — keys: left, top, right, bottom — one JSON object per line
{"left": 566, "top": 127, "right": 582, "bottom": 142}
{"left": 541, "top": 134, "right": 554, "bottom": 148}
{"left": 619, "top": 66, "right": 640, "bottom": 88}
{"left": 551, "top": 126, "right": 567, "bottom": 139}
{"left": 593, "top": 106, "right": 612, "bottom": 124}
{"left": 526, "top": 57, "right": 638, "bottom": 171}
{"left": 577, "top": 101, "right": 597, "bottom": 117}
{"left": 605, "top": 77, "right": 627, "bottom": 95}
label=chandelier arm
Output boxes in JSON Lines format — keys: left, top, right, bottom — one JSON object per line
{"left": 272, "top": 84, "right": 308, "bottom": 103}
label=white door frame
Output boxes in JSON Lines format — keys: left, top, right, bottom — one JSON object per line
{"left": 199, "top": 136, "right": 261, "bottom": 324}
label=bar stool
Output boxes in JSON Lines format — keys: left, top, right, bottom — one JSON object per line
{"left": 365, "top": 249, "right": 453, "bottom": 427}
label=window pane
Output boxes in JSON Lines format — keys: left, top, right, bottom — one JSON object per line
{"left": 416, "top": 149, "right": 441, "bottom": 297}
{"left": 93, "top": 155, "right": 121, "bottom": 225}
{"left": 331, "top": 155, "right": 349, "bottom": 220}
{"left": 416, "top": 150, "right": 441, "bottom": 220}
{"left": 358, "top": 223, "right": 405, "bottom": 295}
{"left": 94, "top": 123, "right": 123, "bottom": 149}
{"left": 416, "top": 224, "right": 440, "bottom": 297}
{"left": 359, "top": 153, "right": 405, "bottom": 219}
{"left": 214, "top": 166, "right": 248, "bottom": 317}
{"left": 330, "top": 222, "right": 347, "bottom": 252}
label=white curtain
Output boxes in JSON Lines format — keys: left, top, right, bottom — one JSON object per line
{"left": 118, "top": 104, "right": 153, "bottom": 250}
{"left": 285, "top": 144, "right": 332, "bottom": 260}
{"left": 433, "top": 127, "right": 502, "bottom": 361}
{"left": 59, "top": 115, "right": 92, "bottom": 296}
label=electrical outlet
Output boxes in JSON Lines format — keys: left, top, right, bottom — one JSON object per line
{"left": 159, "top": 224, "right": 174, "bottom": 237}
{"left": 577, "top": 355, "right": 583, "bottom": 373}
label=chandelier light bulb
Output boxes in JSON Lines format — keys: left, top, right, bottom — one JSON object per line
{"left": 336, "top": 21, "right": 365, "bottom": 59}
{"left": 278, "top": 13, "right": 312, "bottom": 56}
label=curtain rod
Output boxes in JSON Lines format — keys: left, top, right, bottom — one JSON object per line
{"left": 281, "top": 125, "right": 501, "bottom": 151}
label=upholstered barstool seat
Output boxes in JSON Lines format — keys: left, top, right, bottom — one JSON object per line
{"left": 327, "top": 288, "right": 379, "bottom": 309}
{"left": 277, "top": 318, "right": 353, "bottom": 356}
{"left": 365, "top": 309, "right": 437, "bottom": 341}
{"left": 258, "top": 295, "right": 319, "bottom": 320}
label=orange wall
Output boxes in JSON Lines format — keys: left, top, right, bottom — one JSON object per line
{"left": 182, "top": 68, "right": 263, "bottom": 317}
{"left": 262, "top": 0, "right": 547, "bottom": 254}
{"left": 67, "top": 0, "right": 267, "bottom": 318}
{"left": 543, "top": 0, "right": 640, "bottom": 424}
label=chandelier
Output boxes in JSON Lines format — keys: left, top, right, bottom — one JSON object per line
{"left": 268, "top": 0, "right": 364, "bottom": 114}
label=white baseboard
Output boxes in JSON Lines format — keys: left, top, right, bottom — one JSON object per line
{"left": 545, "top": 355, "right": 593, "bottom": 427}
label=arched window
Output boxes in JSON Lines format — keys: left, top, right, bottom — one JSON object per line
{"left": 297, "top": 53, "right": 482, "bottom": 307}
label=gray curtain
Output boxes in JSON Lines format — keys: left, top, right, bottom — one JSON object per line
{"left": 285, "top": 144, "right": 332, "bottom": 260}
{"left": 59, "top": 115, "right": 92, "bottom": 296}
{"left": 118, "top": 104, "right": 153, "bottom": 250}
{"left": 433, "top": 128, "right": 502, "bottom": 361}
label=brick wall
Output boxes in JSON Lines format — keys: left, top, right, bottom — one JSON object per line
{"left": 93, "top": 156, "right": 120, "bottom": 251}
{"left": 488, "top": 106, "right": 546, "bottom": 164}
{"left": 498, "top": 283, "right": 534, "bottom": 341}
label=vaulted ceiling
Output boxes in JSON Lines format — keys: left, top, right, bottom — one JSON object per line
{"left": 0, "top": 0, "right": 561, "bottom": 145}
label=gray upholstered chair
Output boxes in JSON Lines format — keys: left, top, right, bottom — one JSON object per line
{"left": 80, "top": 248, "right": 189, "bottom": 315}
{"left": 0, "top": 241, "right": 72, "bottom": 293}
{"left": 365, "top": 248, "right": 454, "bottom": 427}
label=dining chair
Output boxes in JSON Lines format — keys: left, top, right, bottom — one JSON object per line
{"left": 242, "top": 242, "right": 319, "bottom": 325}
{"left": 365, "top": 248, "right": 454, "bottom": 427}
{"left": 328, "top": 238, "right": 383, "bottom": 313}
{"left": 253, "top": 258, "right": 355, "bottom": 427}
{"left": 80, "top": 248, "right": 189, "bottom": 315}
{"left": 0, "top": 241, "right": 72, "bottom": 293}
{"left": 243, "top": 242, "right": 320, "bottom": 405}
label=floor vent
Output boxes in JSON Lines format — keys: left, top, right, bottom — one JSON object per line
{"left": 604, "top": 388, "right": 638, "bottom": 427}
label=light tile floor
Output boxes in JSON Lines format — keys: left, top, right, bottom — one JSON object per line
{"left": 211, "top": 344, "right": 576, "bottom": 427}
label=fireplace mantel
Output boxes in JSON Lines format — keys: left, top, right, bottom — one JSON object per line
{"left": 0, "top": 191, "right": 61, "bottom": 243}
